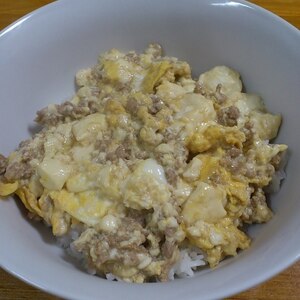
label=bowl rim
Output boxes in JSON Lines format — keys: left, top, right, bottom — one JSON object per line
{"left": 0, "top": 0, "right": 300, "bottom": 299}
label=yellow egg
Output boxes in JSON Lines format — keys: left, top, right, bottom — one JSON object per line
{"left": 49, "top": 189, "right": 116, "bottom": 226}
{"left": 183, "top": 182, "right": 227, "bottom": 224}
{"left": 0, "top": 181, "right": 18, "bottom": 197}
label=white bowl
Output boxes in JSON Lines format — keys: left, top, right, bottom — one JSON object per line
{"left": 0, "top": 0, "right": 300, "bottom": 299}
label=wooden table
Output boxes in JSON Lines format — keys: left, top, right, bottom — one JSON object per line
{"left": 0, "top": 0, "right": 299, "bottom": 299}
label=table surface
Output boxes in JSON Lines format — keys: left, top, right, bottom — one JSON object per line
{"left": 0, "top": 0, "right": 299, "bottom": 299}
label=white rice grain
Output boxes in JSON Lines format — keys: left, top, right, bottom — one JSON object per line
{"left": 168, "top": 248, "right": 206, "bottom": 280}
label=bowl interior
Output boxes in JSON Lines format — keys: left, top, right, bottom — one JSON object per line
{"left": 0, "top": 0, "right": 300, "bottom": 299}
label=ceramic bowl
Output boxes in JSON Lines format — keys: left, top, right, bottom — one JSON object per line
{"left": 0, "top": 0, "right": 300, "bottom": 299}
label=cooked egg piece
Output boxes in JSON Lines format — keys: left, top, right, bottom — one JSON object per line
{"left": 183, "top": 182, "right": 227, "bottom": 224}
{"left": 174, "top": 94, "right": 216, "bottom": 137}
{"left": 0, "top": 181, "right": 18, "bottom": 197}
{"left": 140, "top": 158, "right": 167, "bottom": 184}
{"left": 98, "top": 214, "right": 120, "bottom": 233}
{"left": 72, "top": 113, "right": 107, "bottom": 142}
{"left": 198, "top": 65, "right": 242, "bottom": 96}
{"left": 50, "top": 189, "right": 116, "bottom": 226}
{"left": 37, "top": 158, "right": 72, "bottom": 190}
{"left": 123, "top": 159, "right": 170, "bottom": 209}
{"left": 250, "top": 111, "right": 282, "bottom": 140}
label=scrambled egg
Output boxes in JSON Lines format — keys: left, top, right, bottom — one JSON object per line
{"left": 0, "top": 44, "right": 288, "bottom": 282}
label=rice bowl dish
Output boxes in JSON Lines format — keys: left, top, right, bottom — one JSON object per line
{"left": 0, "top": 0, "right": 300, "bottom": 298}
{"left": 0, "top": 44, "right": 288, "bottom": 282}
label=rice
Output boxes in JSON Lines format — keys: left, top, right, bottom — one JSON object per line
{"left": 106, "top": 248, "right": 207, "bottom": 281}
{"left": 168, "top": 248, "right": 206, "bottom": 280}
{"left": 57, "top": 225, "right": 83, "bottom": 248}
{"left": 57, "top": 225, "right": 97, "bottom": 275}
{"left": 54, "top": 151, "right": 288, "bottom": 282}
{"left": 56, "top": 147, "right": 288, "bottom": 282}
{"left": 265, "top": 169, "right": 286, "bottom": 194}
{"left": 57, "top": 228, "right": 207, "bottom": 281}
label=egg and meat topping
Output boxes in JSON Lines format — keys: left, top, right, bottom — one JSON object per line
{"left": 0, "top": 44, "right": 287, "bottom": 282}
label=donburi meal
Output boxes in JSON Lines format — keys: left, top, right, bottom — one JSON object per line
{"left": 0, "top": 44, "right": 287, "bottom": 282}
